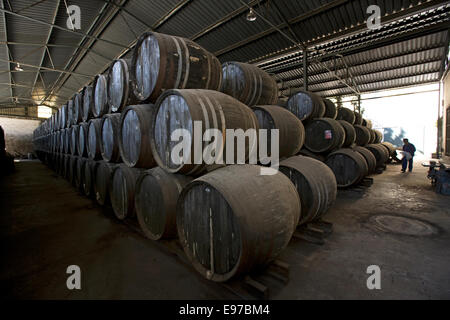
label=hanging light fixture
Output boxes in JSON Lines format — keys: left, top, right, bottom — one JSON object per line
{"left": 14, "top": 63, "right": 23, "bottom": 72}
{"left": 246, "top": 8, "right": 257, "bottom": 22}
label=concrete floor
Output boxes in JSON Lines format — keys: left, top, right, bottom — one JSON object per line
{"left": 1, "top": 160, "right": 449, "bottom": 299}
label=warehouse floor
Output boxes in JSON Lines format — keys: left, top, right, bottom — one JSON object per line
{"left": 1, "top": 160, "right": 449, "bottom": 300}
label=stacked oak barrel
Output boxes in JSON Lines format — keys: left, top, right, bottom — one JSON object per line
{"left": 286, "top": 91, "right": 392, "bottom": 187}
{"left": 33, "top": 31, "right": 388, "bottom": 283}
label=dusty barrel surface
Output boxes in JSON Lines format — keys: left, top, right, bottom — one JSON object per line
{"left": 135, "top": 167, "right": 193, "bottom": 241}
{"left": 177, "top": 165, "right": 300, "bottom": 282}
{"left": 374, "top": 130, "right": 383, "bottom": 143}
{"left": 336, "top": 108, "right": 355, "bottom": 124}
{"left": 338, "top": 120, "right": 356, "bottom": 147}
{"left": 68, "top": 156, "right": 79, "bottom": 185}
{"left": 353, "top": 146, "right": 377, "bottom": 174}
{"left": 60, "top": 104, "right": 68, "bottom": 129}
{"left": 108, "top": 59, "right": 138, "bottom": 113}
{"left": 280, "top": 156, "right": 337, "bottom": 225}
{"left": 150, "top": 89, "right": 259, "bottom": 176}
{"left": 88, "top": 119, "right": 103, "bottom": 160}
{"left": 297, "top": 148, "right": 326, "bottom": 162}
{"left": 252, "top": 105, "right": 305, "bottom": 160}
{"left": 131, "top": 31, "right": 222, "bottom": 103}
{"left": 82, "top": 160, "right": 97, "bottom": 197}
{"left": 93, "top": 74, "right": 109, "bottom": 118}
{"left": 381, "top": 142, "right": 396, "bottom": 157}
{"left": 110, "top": 165, "right": 143, "bottom": 220}
{"left": 354, "top": 112, "right": 363, "bottom": 125}
{"left": 221, "top": 62, "right": 278, "bottom": 106}
{"left": 70, "top": 125, "right": 79, "bottom": 155}
{"left": 286, "top": 91, "right": 325, "bottom": 122}
{"left": 304, "top": 118, "right": 345, "bottom": 153}
{"left": 368, "top": 128, "right": 376, "bottom": 144}
{"left": 366, "top": 144, "right": 389, "bottom": 168}
{"left": 354, "top": 125, "right": 372, "bottom": 146}
{"left": 323, "top": 99, "right": 338, "bottom": 119}
{"left": 119, "top": 105, "right": 156, "bottom": 168}
{"left": 78, "top": 122, "right": 89, "bottom": 157}
{"left": 362, "top": 118, "right": 373, "bottom": 128}
{"left": 64, "top": 129, "right": 71, "bottom": 154}
{"left": 67, "top": 99, "right": 75, "bottom": 127}
{"left": 101, "top": 113, "right": 122, "bottom": 163}
{"left": 75, "top": 157, "right": 86, "bottom": 190}
{"left": 73, "top": 93, "right": 83, "bottom": 125}
{"left": 82, "top": 85, "right": 94, "bottom": 122}
{"left": 94, "top": 162, "right": 118, "bottom": 206}
{"left": 325, "top": 148, "right": 369, "bottom": 187}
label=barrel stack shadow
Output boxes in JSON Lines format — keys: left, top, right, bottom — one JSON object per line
{"left": 32, "top": 29, "right": 397, "bottom": 299}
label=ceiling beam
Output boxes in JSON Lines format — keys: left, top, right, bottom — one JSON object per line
{"left": 214, "top": 0, "right": 348, "bottom": 57}
{"left": 281, "top": 59, "right": 442, "bottom": 91}
{"left": 29, "top": 0, "right": 60, "bottom": 101}
{"left": 0, "top": 6, "right": 128, "bottom": 49}
{"left": 279, "top": 45, "right": 446, "bottom": 85}
{"left": 191, "top": 0, "right": 263, "bottom": 41}
{"left": 252, "top": 0, "right": 448, "bottom": 66}
{"left": 1, "top": 0, "right": 13, "bottom": 104}
{"left": 152, "top": 0, "right": 191, "bottom": 29}
{"left": 439, "top": 29, "right": 450, "bottom": 79}
{"left": 0, "top": 58, "right": 93, "bottom": 77}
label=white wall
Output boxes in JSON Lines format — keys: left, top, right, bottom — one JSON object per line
{"left": 0, "top": 117, "right": 41, "bottom": 157}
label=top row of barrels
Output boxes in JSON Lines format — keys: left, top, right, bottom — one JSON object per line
{"left": 38, "top": 30, "right": 279, "bottom": 135}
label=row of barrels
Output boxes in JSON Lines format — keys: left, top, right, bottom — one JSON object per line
{"left": 37, "top": 29, "right": 280, "bottom": 137}
{"left": 36, "top": 149, "right": 337, "bottom": 283}
{"left": 34, "top": 90, "right": 307, "bottom": 174}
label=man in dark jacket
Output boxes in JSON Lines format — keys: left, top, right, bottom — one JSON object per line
{"left": 401, "top": 138, "right": 416, "bottom": 173}
{"left": 0, "top": 125, "right": 5, "bottom": 157}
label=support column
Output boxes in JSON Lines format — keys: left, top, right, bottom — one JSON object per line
{"left": 303, "top": 49, "right": 308, "bottom": 91}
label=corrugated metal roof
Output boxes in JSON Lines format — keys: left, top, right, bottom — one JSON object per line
{"left": 0, "top": 0, "right": 449, "bottom": 108}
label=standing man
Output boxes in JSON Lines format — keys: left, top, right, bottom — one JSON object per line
{"left": 401, "top": 138, "right": 416, "bottom": 173}
{"left": 0, "top": 125, "right": 5, "bottom": 157}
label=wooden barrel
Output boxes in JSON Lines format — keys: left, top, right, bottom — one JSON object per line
{"left": 68, "top": 156, "right": 78, "bottom": 185}
{"left": 150, "top": 89, "right": 259, "bottom": 175}
{"left": 362, "top": 118, "right": 373, "bottom": 128}
{"left": 82, "top": 160, "right": 97, "bottom": 197}
{"left": 93, "top": 74, "right": 109, "bottom": 118}
{"left": 110, "top": 165, "right": 144, "bottom": 220}
{"left": 280, "top": 156, "right": 337, "bottom": 225}
{"left": 368, "top": 128, "right": 376, "bottom": 144}
{"left": 75, "top": 157, "right": 86, "bottom": 190}
{"left": 323, "top": 98, "right": 338, "bottom": 119}
{"left": 101, "top": 113, "right": 122, "bottom": 163}
{"left": 73, "top": 92, "right": 83, "bottom": 125}
{"left": 221, "top": 62, "right": 278, "bottom": 106}
{"left": 177, "top": 165, "right": 300, "bottom": 282}
{"left": 353, "top": 146, "right": 377, "bottom": 174}
{"left": 70, "top": 125, "right": 79, "bottom": 155}
{"left": 94, "top": 162, "right": 118, "bottom": 205}
{"left": 119, "top": 105, "right": 155, "bottom": 168}
{"left": 59, "top": 130, "right": 65, "bottom": 153}
{"left": 131, "top": 31, "right": 222, "bottom": 103}
{"left": 374, "top": 130, "right": 383, "bottom": 143}
{"left": 354, "top": 125, "right": 371, "bottom": 146}
{"left": 60, "top": 104, "right": 68, "bottom": 129}
{"left": 354, "top": 112, "right": 363, "bottom": 125}
{"left": 286, "top": 91, "right": 325, "bottom": 122}
{"left": 67, "top": 99, "right": 75, "bottom": 127}
{"left": 62, "top": 154, "right": 70, "bottom": 179}
{"left": 304, "top": 118, "right": 345, "bottom": 153}
{"left": 381, "top": 142, "right": 396, "bottom": 157}
{"left": 78, "top": 122, "right": 89, "bottom": 157}
{"left": 82, "top": 85, "right": 94, "bottom": 122}
{"left": 64, "top": 129, "right": 70, "bottom": 154}
{"left": 252, "top": 105, "right": 305, "bottom": 159}
{"left": 135, "top": 167, "right": 193, "bottom": 240}
{"left": 297, "top": 148, "right": 326, "bottom": 162}
{"left": 87, "top": 119, "right": 102, "bottom": 160}
{"left": 107, "top": 59, "right": 138, "bottom": 113}
{"left": 338, "top": 120, "right": 356, "bottom": 147}
{"left": 325, "top": 148, "right": 369, "bottom": 187}
{"left": 336, "top": 107, "right": 355, "bottom": 124}
{"left": 366, "top": 144, "right": 389, "bottom": 168}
